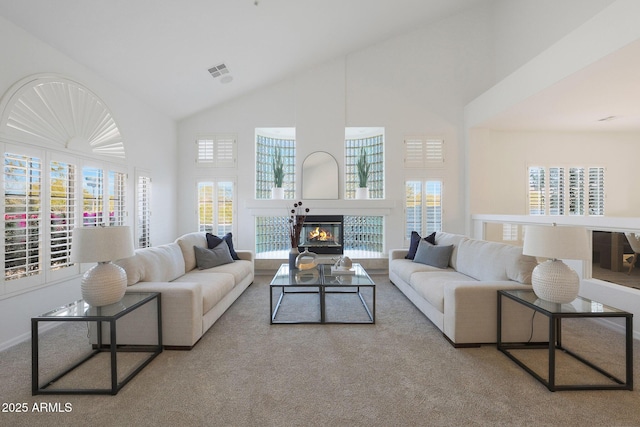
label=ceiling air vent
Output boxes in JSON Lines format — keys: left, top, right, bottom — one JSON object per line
{"left": 208, "top": 63, "right": 233, "bottom": 84}
{"left": 208, "top": 63, "right": 229, "bottom": 78}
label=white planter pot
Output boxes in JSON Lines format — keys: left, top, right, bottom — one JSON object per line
{"left": 355, "top": 187, "right": 369, "bottom": 199}
{"left": 271, "top": 187, "right": 285, "bottom": 199}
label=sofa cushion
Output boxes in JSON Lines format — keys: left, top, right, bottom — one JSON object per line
{"left": 390, "top": 258, "right": 452, "bottom": 284}
{"left": 434, "top": 232, "right": 468, "bottom": 270}
{"left": 194, "top": 242, "right": 234, "bottom": 269}
{"left": 413, "top": 240, "right": 454, "bottom": 269}
{"left": 173, "top": 271, "right": 235, "bottom": 313}
{"left": 117, "top": 243, "right": 185, "bottom": 284}
{"left": 456, "top": 238, "right": 537, "bottom": 283}
{"left": 204, "top": 259, "right": 254, "bottom": 286}
{"left": 206, "top": 232, "right": 240, "bottom": 260}
{"left": 405, "top": 231, "right": 436, "bottom": 260}
{"left": 176, "top": 232, "right": 208, "bottom": 272}
{"left": 410, "top": 271, "right": 476, "bottom": 312}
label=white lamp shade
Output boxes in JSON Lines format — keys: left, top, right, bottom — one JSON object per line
{"left": 71, "top": 226, "right": 135, "bottom": 263}
{"left": 523, "top": 225, "right": 590, "bottom": 260}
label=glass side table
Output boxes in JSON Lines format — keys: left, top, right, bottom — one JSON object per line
{"left": 32, "top": 292, "right": 162, "bottom": 395}
{"left": 497, "top": 289, "right": 633, "bottom": 391}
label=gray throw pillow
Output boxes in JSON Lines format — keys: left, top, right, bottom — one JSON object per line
{"left": 413, "top": 240, "right": 453, "bottom": 269}
{"left": 194, "top": 241, "right": 234, "bottom": 269}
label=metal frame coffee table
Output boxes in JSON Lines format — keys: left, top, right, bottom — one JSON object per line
{"left": 270, "top": 263, "right": 375, "bottom": 324}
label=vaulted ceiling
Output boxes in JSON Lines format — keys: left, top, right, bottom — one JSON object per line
{"left": 0, "top": 0, "right": 487, "bottom": 120}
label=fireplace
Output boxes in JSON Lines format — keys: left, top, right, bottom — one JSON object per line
{"left": 299, "top": 215, "right": 344, "bottom": 255}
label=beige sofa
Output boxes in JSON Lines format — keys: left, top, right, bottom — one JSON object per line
{"left": 114, "top": 232, "right": 254, "bottom": 349}
{"left": 389, "top": 231, "right": 547, "bottom": 347}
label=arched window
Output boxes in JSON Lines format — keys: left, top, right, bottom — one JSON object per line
{"left": 0, "top": 75, "right": 131, "bottom": 296}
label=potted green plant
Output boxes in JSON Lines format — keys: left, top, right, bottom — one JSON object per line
{"left": 355, "top": 147, "right": 371, "bottom": 199}
{"left": 271, "top": 147, "right": 285, "bottom": 199}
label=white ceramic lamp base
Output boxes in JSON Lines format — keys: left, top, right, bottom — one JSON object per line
{"left": 531, "top": 259, "right": 580, "bottom": 304}
{"left": 81, "top": 262, "right": 127, "bottom": 306}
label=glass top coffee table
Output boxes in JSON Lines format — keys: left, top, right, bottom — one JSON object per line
{"left": 270, "top": 263, "right": 375, "bottom": 324}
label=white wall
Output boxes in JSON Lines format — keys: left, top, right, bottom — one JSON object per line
{"left": 491, "top": 0, "right": 615, "bottom": 81}
{"left": 177, "top": 4, "right": 496, "bottom": 252}
{"left": 0, "top": 17, "right": 178, "bottom": 349}
{"left": 469, "top": 130, "right": 640, "bottom": 216}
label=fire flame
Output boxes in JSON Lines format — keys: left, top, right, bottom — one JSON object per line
{"left": 308, "top": 227, "right": 332, "bottom": 241}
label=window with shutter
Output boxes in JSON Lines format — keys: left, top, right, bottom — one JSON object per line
{"left": 136, "top": 174, "right": 151, "bottom": 248}
{"left": 528, "top": 167, "right": 545, "bottom": 215}
{"left": 4, "top": 152, "right": 42, "bottom": 281}
{"left": 50, "top": 160, "right": 76, "bottom": 271}
{"left": 502, "top": 224, "right": 519, "bottom": 241}
{"left": 196, "top": 134, "right": 237, "bottom": 167}
{"left": 527, "top": 165, "right": 603, "bottom": 216}
{"left": 588, "top": 167, "right": 605, "bottom": 216}
{"left": 549, "top": 167, "right": 565, "bottom": 215}
{"left": 197, "top": 179, "right": 234, "bottom": 235}
{"left": 109, "top": 170, "right": 127, "bottom": 226}
{"left": 568, "top": 168, "right": 585, "bottom": 215}
{"left": 404, "top": 179, "right": 442, "bottom": 242}
{"left": 403, "top": 136, "right": 444, "bottom": 168}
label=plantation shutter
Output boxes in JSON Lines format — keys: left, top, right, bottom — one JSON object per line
{"left": 215, "top": 135, "right": 236, "bottom": 167}
{"left": 404, "top": 136, "right": 443, "bottom": 168}
{"left": 548, "top": 167, "right": 565, "bottom": 215}
{"left": 196, "top": 134, "right": 237, "bottom": 167}
{"left": 4, "top": 152, "right": 43, "bottom": 280}
{"left": 109, "top": 170, "right": 127, "bottom": 226}
{"left": 405, "top": 181, "right": 422, "bottom": 239}
{"left": 588, "top": 167, "right": 605, "bottom": 216}
{"left": 528, "top": 167, "right": 545, "bottom": 215}
{"left": 50, "top": 160, "right": 76, "bottom": 270}
{"left": 196, "top": 139, "right": 214, "bottom": 164}
{"left": 425, "top": 180, "right": 442, "bottom": 234}
{"left": 568, "top": 168, "right": 585, "bottom": 215}
{"left": 198, "top": 181, "right": 214, "bottom": 233}
{"left": 137, "top": 175, "right": 151, "bottom": 248}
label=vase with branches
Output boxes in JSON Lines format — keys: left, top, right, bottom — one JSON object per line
{"left": 288, "top": 201, "right": 309, "bottom": 269}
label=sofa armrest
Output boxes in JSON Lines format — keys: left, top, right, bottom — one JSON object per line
{"left": 125, "top": 281, "right": 203, "bottom": 347}
{"left": 443, "top": 281, "right": 545, "bottom": 345}
{"left": 389, "top": 249, "right": 409, "bottom": 261}
{"left": 235, "top": 250, "right": 254, "bottom": 263}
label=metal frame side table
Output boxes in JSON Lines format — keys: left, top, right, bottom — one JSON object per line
{"left": 32, "top": 292, "right": 162, "bottom": 395}
{"left": 497, "top": 289, "right": 633, "bottom": 392}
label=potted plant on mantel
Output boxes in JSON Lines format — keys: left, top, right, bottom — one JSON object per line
{"left": 271, "top": 147, "right": 285, "bottom": 199}
{"left": 355, "top": 147, "right": 371, "bottom": 199}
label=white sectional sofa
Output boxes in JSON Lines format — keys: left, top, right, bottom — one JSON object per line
{"left": 114, "top": 232, "right": 254, "bottom": 349}
{"left": 389, "top": 231, "right": 547, "bottom": 347}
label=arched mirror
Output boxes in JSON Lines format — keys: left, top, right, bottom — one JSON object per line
{"left": 302, "top": 151, "right": 339, "bottom": 199}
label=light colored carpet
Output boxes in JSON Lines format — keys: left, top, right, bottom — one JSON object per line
{"left": 2, "top": 274, "right": 640, "bottom": 427}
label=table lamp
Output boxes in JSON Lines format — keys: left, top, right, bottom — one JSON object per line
{"left": 523, "top": 224, "right": 590, "bottom": 303}
{"left": 71, "top": 226, "right": 135, "bottom": 306}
